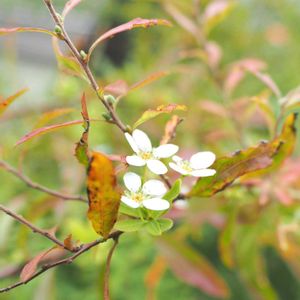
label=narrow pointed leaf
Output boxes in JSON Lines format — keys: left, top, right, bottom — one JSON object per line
{"left": 189, "top": 142, "right": 280, "bottom": 198}
{"left": 87, "top": 18, "right": 171, "bottom": 61}
{"left": 189, "top": 114, "right": 297, "bottom": 197}
{"left": 75, "top": 93, "right": 90, "bottom": 167}
{"left": 0, "top": 88, "right": 29, "bottom": 117}
{"left": 133, "top": 104, "right": 187, "bottom": 129}
{"left": 20, "top": 247, "right": 60, "bottom": 281}
{"left": 87, "top": 152, "right": 121, "bottom": 238}
{"left": 16, "top": 120, "right": 83, "bottom": 146}
{"left": 0, "top": 27, "right": 58, "bottom": 37}
{"left": 163, "top": 179, "right": 182, "bottom": 202}
{"left": 158, "top": 236, "right": 229, "bottom": 298}
{"left": 62, "top": 0, "right": 81, "bottom": 18}
{"left": 34, "top": 108, "right": 74, "bottom": 128}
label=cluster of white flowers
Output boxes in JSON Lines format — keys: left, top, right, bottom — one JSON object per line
{"left": 121, "top": 129, "right": 216, "bottom": 211}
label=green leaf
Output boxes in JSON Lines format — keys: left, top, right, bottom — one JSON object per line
{"left": 114, "top": 219, "right": 146, "bottom": 232}
{"left": 146, "top": 220, "right": 162, "bottom": 236}
{"left": 52, "top": 38, "right": 87, "bottom": 80}
{"left": 189, "top": 113, "right": 297, "bottom": 198}
{"left": 189, "top": 141, "right": 280, "bottom": 198}
{"left": 75, "top": 93, "right": 90, "bottom": 167}
{"left": 164, "top": 179, "right": 182, "bottom": 202}
{"left": 118, "top": 203, "right": 140, "bottom": 218}
{"left": 157, "top": 218, "right": 174, "bottom": 232}
{"left": 133, "top": 104, "right": 187, "bottom": 129}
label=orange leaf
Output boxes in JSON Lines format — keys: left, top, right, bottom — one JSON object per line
{"left": 34, "top": 108, "right": 74, "bottom": 128}
{"left": 63, "top": 234, "right": 74, "bottom": 251}
{"left": 133, "top": 103, "right": 187, "bottom": 129}
{"left": 130, "top": 71, "right": 169, "bottom": 92}
{"left": 87, "top": 18, "right": 171, "bottom": 61}
{"left": 87, "top": 152, "right": 121, "bottom": 238}
{"left": 0, "top": 27, "right": 58, "bottom": 37}
{"left": 160, "top": 115, "right": 183, "bottom": 144}
{"left": 0, "top": 88, "right": 29, "bottom": 117}
{"left": 16, "top": 120, "right": 84, "bottom": 146}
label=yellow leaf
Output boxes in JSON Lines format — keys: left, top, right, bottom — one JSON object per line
{"left": 87, "top": 152, "right": 121, "bottom": 238}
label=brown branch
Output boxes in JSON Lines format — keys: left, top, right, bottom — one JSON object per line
{"left": 0, "top": 231, "right": 123, "bottom": 293}
{"left": 103, "top": 235, "right": 120, "bottom": 300}
{"left": 42, "top": 0, "right": 127, "bottom": 133}
{"left": 0, "top": 204, "right": 76, "bottom": 252}
{"left": 0, "top": 160, "right": 87, "bottom": 203}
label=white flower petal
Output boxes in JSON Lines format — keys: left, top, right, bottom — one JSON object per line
{"left": 125, "top": 133, "right": 139, "bottom": 153}
{"left": 132, "top": 129, "right": 152, "bottom": 152}
{"left": 172, "top": 155, "right": 183, "bottom": 163}
{"left": 169, "top": 162, "right": 189, "bottom": 175}
{"left": 153, "top": 144, "right": 179, "bottom": 158}
{"left": 190, "top": 151, "right": 216, "bottom": 169}
{"left": 121, "top": 196, "right": 140, "bottom": 208}
{"left": 142, "top": 180, "right": 167, "bottom": 196}
{"left": 190, "top": 168, "right": 216, "bottom": 177}
{"left": 147, "top": 159, "right": 168, "bottom": 174}
{"left": 143, "top": 198, "right": 170, "bottom": 211}
{"left": 126, "top": 155, "right": 146, "bottom": 166}
{"left": 123, "top": 172, "right": 142, "bottom": 192}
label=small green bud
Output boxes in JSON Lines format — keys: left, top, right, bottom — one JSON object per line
{"left": 125, "top": 125, "right": 132, "bottom": 133}
{"left": 54, "top": 25, "right": 62, "bottom": 35}
{"left": 80, "top": 50, "right": 87, "bottom": 60}
{"left": 102, "top": 112, "right": 112, "bottom": 121}
{"left": 104, "top": 95, "right": 116, "bottom": 106}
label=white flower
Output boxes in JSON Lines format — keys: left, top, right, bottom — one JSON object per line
{"left": 121, "top": 172, "right": 170, "bottom": 211}
{"left": 169, "top": 151, "right": 216, "bottom": 177}
{"left": 125, "top": 129, "right": 178, "bottom": 175}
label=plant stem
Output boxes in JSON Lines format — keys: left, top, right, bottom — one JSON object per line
{"left": 103, "top": 236, "right": 120, "bottom": 300}
{"left": 43, "top": 0, "right": 127, "bottom": 133}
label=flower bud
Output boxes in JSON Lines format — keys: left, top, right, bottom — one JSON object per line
{"left": 104, "top": 95, "right": 116, "bottom": 106}
{"left": 102, "top": 112, "right": 112, "bottom": 121}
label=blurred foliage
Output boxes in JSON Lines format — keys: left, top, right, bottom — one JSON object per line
{"left": 1, "top": 0, "right": 300, "bottom": 299}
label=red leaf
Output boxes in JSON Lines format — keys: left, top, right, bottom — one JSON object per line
{"left": 62, "top": 0, "right": 81, "bottom": 18}
{"left": 16, "top": 120, "right": 84, "bottom": 146}
{"left": 87, "top": 18, "right": 171, "bottom": 61}
{"left": 104, "top": 80, "right": 129, "bottom": 99}
{"left": 158, "top": 236, "right": 229, "bottom": 298}
{"left": 20, "top": 247, "right": 59, "bottom": 282}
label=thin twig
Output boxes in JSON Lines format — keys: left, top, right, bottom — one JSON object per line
{"left": 160, "top": 174, "right": 172, "bottom": 189}
{"left": 43, "top": 0, "right": 127, "bottom": 133}
{"left": 103, "top": 236, "right": 120, "bottom": 300}
{"left": 0, "top": 160, "right": 87, "bottom": 203}
{"left": 0, "top": 204, "right": 76, "bottom": 252}
{"left": 0, "top": 231, "right": 123, "bottom": 293}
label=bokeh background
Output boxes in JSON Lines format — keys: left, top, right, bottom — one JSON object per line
{"left": 1, "top": 0, "right": 300, "bottom": 299}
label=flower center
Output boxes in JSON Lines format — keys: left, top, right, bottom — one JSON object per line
{"left": 179, "top": 160, "right": 193, "bottom": 172}
{"left": 139, "top": 151, "right": 153, "bottom": 160}
{"left": 131, "top": 192, "right": 145, "bottom": 203}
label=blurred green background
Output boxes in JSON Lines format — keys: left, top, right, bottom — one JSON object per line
{"left": 1, "top": 1, "right": 300, "bottom": 299}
